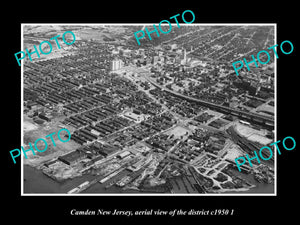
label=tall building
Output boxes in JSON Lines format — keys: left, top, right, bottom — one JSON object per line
{"left": 180, "top": 48, "right": 187, "bottom": 65}
{"left": 111, "top": 59, "right": 123, "bottom": 71}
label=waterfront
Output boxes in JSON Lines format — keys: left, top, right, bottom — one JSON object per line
{"left": 24, "top": 165, "right": 141, "bottom": 194}
{"left": 24, "top": 165, "right": 274, "bottom": 194}
{"left": 24, "top": 165, "right": 95, "bottom": 193}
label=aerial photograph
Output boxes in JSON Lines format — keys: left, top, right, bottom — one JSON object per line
{"left": 22, "top": 24, "right": 275, "bottom": 194}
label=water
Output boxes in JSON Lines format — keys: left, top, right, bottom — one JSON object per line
{"left": 23, "top": 165, "right": 139, "bottom": 194}
{"left": 224, "top": 169, "right": 274, "bottom": 194}
{"left": 240, "top": 183, "right": 274, "bottom": 193}
{"left": 24, "top": 165, "right": 274, "bottom": 194}
{"left": 24, "top": 165, "right": 95, "bottom": 193}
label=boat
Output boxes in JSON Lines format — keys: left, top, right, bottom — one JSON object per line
{"left": 99, "top": 167, "right": 124, "bottom": 184}
{"left": 67, "top": 187, "right": 79, "bottom": 194}
{"left": 78, "top": 181, "right": 89, "bottom": 189}
{"left": 67, "top": 181, "right": 90, "bottom": 194}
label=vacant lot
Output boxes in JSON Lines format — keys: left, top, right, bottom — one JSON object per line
{"left": 23, "top": 117, "right": 80, "bottom": 167}
{"left": 24, "top": 120, "right": 38, "bottom": 132}
{"left": 164, "top": 126, "right": 191, "bottom": 139}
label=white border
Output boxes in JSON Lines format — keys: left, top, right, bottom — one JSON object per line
{"left": 21, "top": 23, "right": 277, "bottom": 196}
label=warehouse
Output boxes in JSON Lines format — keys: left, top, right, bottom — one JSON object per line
{"left": 58, "top": 150, "right": 87, "bottom": 166}
{"left": 117, "top": 151, "right": 131, "bottom": 159}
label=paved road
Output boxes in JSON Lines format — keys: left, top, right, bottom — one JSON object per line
{"left": 141, "top": 74, "right": 273, "bottom": 125}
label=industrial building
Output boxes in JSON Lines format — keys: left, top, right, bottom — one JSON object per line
{"left": 58, "top": 150, "right": 87, "bottom": 165}
{"left": 111, "top": 58, "right": 124, "bottom": 71}
{"left": 117, "top": 151, "right": 131, "bottom": 159}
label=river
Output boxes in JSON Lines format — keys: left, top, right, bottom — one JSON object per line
{"left": 23, "top": 165, "right": 274, "bottom": 194}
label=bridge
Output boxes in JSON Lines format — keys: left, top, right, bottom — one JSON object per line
{"left": 144, "top": 76, "right": 274, "bottom": 129}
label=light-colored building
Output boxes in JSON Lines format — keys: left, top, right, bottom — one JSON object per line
{"left": 180, "top": 48, "right": 187, "bottom": 65}
{"left": 111, "top": 59, "right": 124, "bottom": 71}
{"left": 171, "top": 44, "right": 177, "bottom": 50}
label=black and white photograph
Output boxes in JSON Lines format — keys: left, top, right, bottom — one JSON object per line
{"left": 21, "top": 24, "right": 276, "bottom": 195}
{"left": 3, "top": 4, "right": 298, "bottom": 224}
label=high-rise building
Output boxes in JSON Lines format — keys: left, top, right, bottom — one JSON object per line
{"left": 111, "top": 59, "right": 123, "bottom": 71}
{"left": 180, "top": 48, "right": 187, "bottom": 65}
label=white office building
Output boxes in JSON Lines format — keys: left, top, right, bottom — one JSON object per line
{"left": 111, "top": 59, "right": 124, "bottom": 71}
